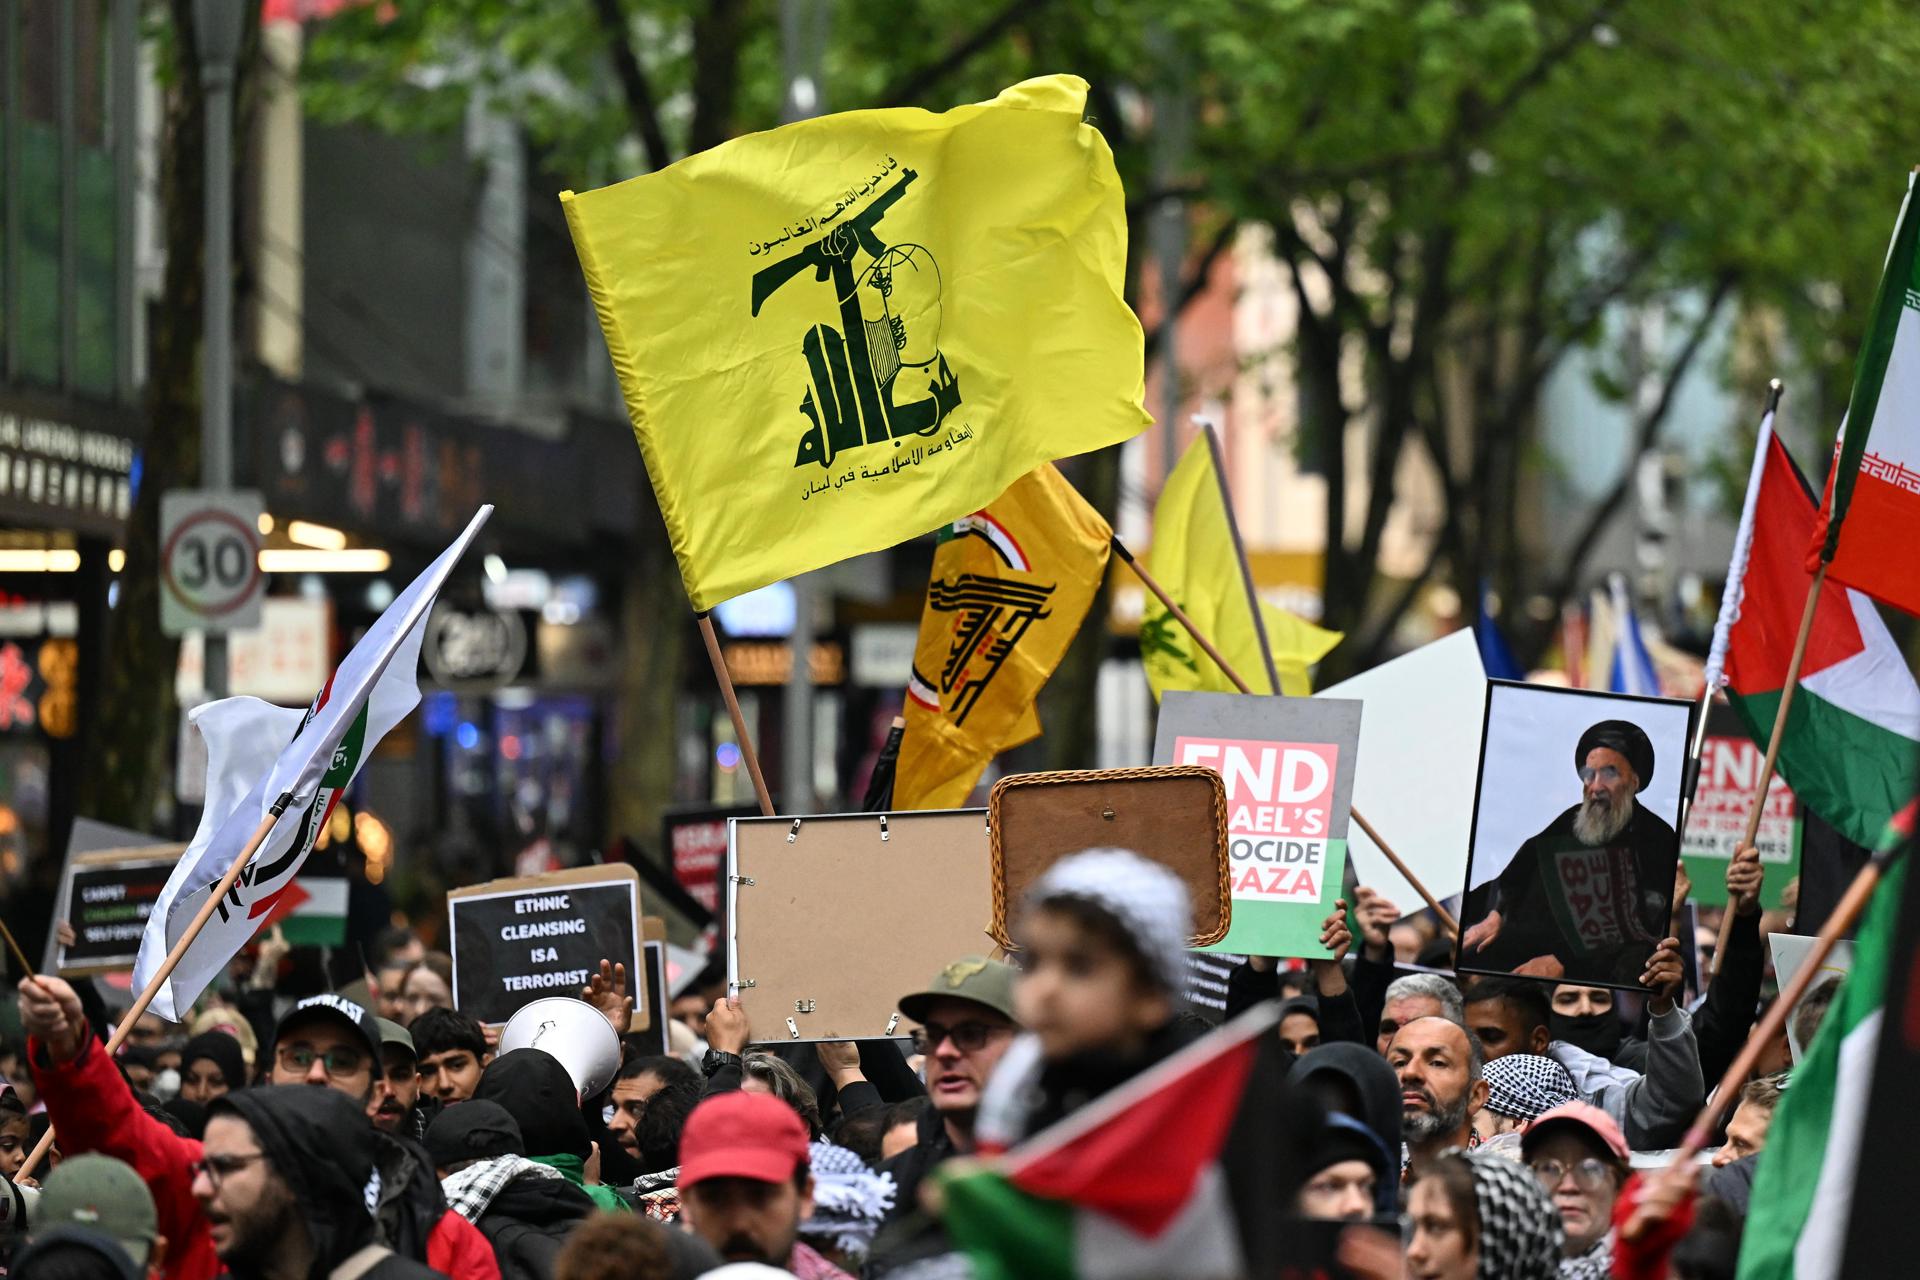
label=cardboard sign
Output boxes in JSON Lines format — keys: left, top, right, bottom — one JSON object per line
{"left": 1679, "top": 704, "right": 1801, "bottom": 908}
{"left": 729, "top": 809, "right": 990, "bottom": 1044}
{"left": 448, "top": 864, "right": 643, "bottom": 1026}
{"left": 663, "top": 805, "right": 760, "bottom": 914}
{"left": 1770, "top": 933, "right": 1854, "bottom": 1062}
{"left": 1316, "top": 630, "right": 1484, "bottom": 917}
{"left": 1154, "top": 694, "right": 1363, "bottom": 959}
{"left": 42, "top": 819, "right": 180, "bottom": 973}
{"left": 54, "top": 847, "right": 185, "bottom": 975}
{"left": 626, "top": 941, "right": 673, "bottom": 1057}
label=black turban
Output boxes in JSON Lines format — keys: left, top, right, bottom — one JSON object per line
{"left": 1575, "top": 719, "right": 1653, "bottom": 792}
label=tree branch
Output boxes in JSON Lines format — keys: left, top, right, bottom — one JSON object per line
{"left": 880, "top": 0, "right": 1053, "bottom": 108}
{"left": 590, "top": 0, "right": 674, "bottom": 172}
{"left": 1142, "top": 216, "right": 1238, "bottom": 365}
{"left": 1541, "top": 272, "right": 1737, "bottom": 621}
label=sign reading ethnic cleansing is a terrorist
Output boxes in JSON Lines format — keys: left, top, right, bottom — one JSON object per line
{"left": 1153, "top": 694, "right": 1363, "bottom": 959}
{"left": 448, "top": 864, "right": 642, "bottom": 1026}
{"left": 1456, "top": 680, "right": 1694, "bottom": 991}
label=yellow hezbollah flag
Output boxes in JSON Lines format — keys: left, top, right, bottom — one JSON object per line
{"left": 1140, "top": 434, "right": 1341, "bottom": 697}
{"left": 895, "top": 465, "right": 1110, "bottom": 809}
{"left": 561, "top": 75, "right": 1149, "bottom": 611}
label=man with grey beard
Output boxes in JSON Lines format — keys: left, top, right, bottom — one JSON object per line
{"left": 1461, "top": 719, "right": 1677, "bottom": 986}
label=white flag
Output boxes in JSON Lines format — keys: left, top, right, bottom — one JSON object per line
{"left": 134, "top": 506, "right": 491, "bottom": 1019}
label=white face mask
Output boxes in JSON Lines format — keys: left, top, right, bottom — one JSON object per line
{"left": 152, "top": 1068, "right": 182, "bottom": 1101}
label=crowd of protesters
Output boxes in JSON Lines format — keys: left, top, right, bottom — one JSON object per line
{"left": 0, "top": 835, "right": 1801, "bottom": 1278}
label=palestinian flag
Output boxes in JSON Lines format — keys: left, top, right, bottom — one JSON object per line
{"left": 1705, "top": 407, "right": 1920, "bottom": 850}
{"left": 937, "top": 1004, "right": 1285, "bottom": 1280}
{"left": 1737, "top": 803, "right": 1914, "bottom": 1280}
{"left": 1809, "top": 173, "right": 1920, "bottom": 618}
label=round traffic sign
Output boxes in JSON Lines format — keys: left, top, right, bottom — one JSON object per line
{"left": 161, "top": 508, "right": 263, "bottom": 619}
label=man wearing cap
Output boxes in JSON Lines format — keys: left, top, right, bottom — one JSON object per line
{"left": 20, "top": 1153, "right": 164, "bottom": 1278}
{"left": 427, "top": 1099, "right": 597, "bottom": 1280}
{"left": 370, "top": 1018, "right": 437, "bottom": 1140}
{"left": 678, "top": 1091, "right": 850, "bottom": 1278}
{"left": 1521, "top": 1101, "right": 1631, "bottom": 1279}
{"left": 1462, "top": 719, "right": 1678, "bottom": 985}
{"left": 17, "top": 977, "right": 499, "bottom": 1280}
{"left": 880, "top": 958, "right": 1019, "bottom": 1211}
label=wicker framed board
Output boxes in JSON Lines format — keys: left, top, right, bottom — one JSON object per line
{"left": 1153, "top": 694, "right": 1365, "bottom": 959}
{"left": 986, "top": 765, "right": 1230, "bottom": 950}
{"left": 727, "top": 809, "right": 991, "bottom": 1044}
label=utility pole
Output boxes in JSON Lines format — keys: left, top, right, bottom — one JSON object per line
{"left": 196, "top": 0, "right": 245, "bottom": 699}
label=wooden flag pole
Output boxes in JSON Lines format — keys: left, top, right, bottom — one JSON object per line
{"left": 1709, "top": 563, "right": 1826, "bottom": 980}
{"left": 696, "top": 613, "right": 776, "bottom": 817}
{"left": 16, "top": 800, "right": 291, "bottom": 1182}
{"left": 1113, "top": 535, "right": 1459, "bottom": 937}
{"left": 1199, "top": 419, "right": 1282, "bottom": 694}
{"left": 1674, "top": 843, "right": 1894, "bottom": 1164}
{"left": 0, "top": 916, "right": 36, "bottom": 981}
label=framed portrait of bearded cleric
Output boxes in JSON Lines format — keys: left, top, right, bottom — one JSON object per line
{"left": 1455, "top": 680, "right": 1697, "bottom": 991}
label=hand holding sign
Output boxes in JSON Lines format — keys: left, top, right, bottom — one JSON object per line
{"left": 1640, "top": 936, "right": 1685, "bottom": 1012}
{"left": 1352, "top": 887, "right": 1399, "bottom": 962}
{"left": 708, "top": 997, "right": 751, "bottom": 1055}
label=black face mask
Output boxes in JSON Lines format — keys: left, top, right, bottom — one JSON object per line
{"left": 1551, "top": 1010, "right": 1623, "bottom": 1060}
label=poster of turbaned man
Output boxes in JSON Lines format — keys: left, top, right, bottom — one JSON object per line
{"left": 1457, "top": 680, "right": 1696, "bottom": 991}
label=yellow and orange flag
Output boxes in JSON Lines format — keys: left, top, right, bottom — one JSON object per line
{"left": 893, "top": 465, "right": 1109, "bottom": 809}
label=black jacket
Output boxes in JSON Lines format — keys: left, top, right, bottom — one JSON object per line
{"left": 213, "top": 1088, "right": 443, "bottom": 1280}
{"left": 371, "top": 1129, "right": 454, "bottom": 1268}
{"left": 864, "top": 1104, "right": 961, "bottom": 1277}
{"left": 473, "top": 1171, "right": 596, "bottom": 1280}
{"left": 1290, "top": 1042, "right": 1405, "bottom": 1211}
{"left": 1223, "top": 967, "right": 1366, "bottom": 1046}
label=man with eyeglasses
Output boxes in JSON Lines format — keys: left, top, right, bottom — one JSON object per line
{"left": 866, "top": 956, "right": 1020, "bottom": 1271}
{"left": 1460, "top": 718, "right": 1679, "bottom": 988}
{"left": 266, "top": 993, "right": 382, "bottom": 1095}
{"left": 1520, "top": 1101, "right": 1630, "bottom": 1279}
{"left": 194, "top": 1086, "right": 440, "bottom": 1279}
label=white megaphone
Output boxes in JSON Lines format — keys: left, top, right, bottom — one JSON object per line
{"left": 499, "top": 998, "right": 622, "bottom": 1100}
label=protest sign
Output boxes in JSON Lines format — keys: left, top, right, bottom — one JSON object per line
{"left": 1181, "top": 951, "right": 1245, "bottom": 1022}
{"left": 41, "top": 818, "right": 179, "bottom": 972}
{"left": 1315, "top": 630, "right": 1484, "bottom": 917}
{"left": 1770, "top": 932, "right": 1855, "bottom": 1062}
{"left": 729, "top": 809, "right": 990, "bottom": 1043}
{"left": 664, "top": 805, "right": 759, "bottom": 915}
{"left": 1459, "top": 681, "right": 1694, "bottom": 991}
{"left": 54, "top": 847, "right": 185, "bottom": 975}
{"left": 629, "top": 941, "right": 672, "bottom": 1057}
{"left": 1153, "top": 694, "right": 1363, "bottom": 959}
{"left": 1680, "top": 703, "right": 1802, "bottom": 908}
{"left": 988, "top": 766, "right": 1231, "bottom": 947}
{"left": 449, "top": 864, "right": 642, "bottom": 1026}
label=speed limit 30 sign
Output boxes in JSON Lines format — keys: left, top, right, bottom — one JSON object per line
{"left": 160, "top": 490, "right": 266, "bottom": 637}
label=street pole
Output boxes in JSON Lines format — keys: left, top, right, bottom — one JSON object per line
{"left": 1148, "top": 26, "right": 1191, "bottom": 486}
{"left": 196, "top": 0, "right": 244, "bottom": 699}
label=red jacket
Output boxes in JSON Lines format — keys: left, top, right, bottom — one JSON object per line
{"left": 30, "top": 1034, "right": 498, "bottom": 1280}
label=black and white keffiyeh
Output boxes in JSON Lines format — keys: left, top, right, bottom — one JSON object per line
{"left": 1483, "top": 1053, "right": 1580, "bottom": 1122}
{"left": 1463, "top": 1148, "right": 1564, "bottom": 1280}
{"left": 441, "top": 1154, "right": 564, "bottom": 1222}
{"left": 799, "top": 1140, "right": 897, "bottom": 1256}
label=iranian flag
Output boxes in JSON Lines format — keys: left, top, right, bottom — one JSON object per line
{"left": 134, "top": 506, "right": 491, "bottom": 1018}
{"left": 1705, "top": 408, "right": 1920, "bottom": 850}
{"left": 1808, "top": 173, "right": 1920, "bottom": 618}
{"left": 1737, "top": 803, "right": 1914, "bottom": 1280}
{"left": 937, "top": 1005, "right": 1281, "bottom": 1280}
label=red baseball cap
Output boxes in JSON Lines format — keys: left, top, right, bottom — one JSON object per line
{"left": 678, "top": 1092, "right": 810, "bottom": 1187}
{"left": 1521, "top": 1100, "right": 1630, "bottom": 1161}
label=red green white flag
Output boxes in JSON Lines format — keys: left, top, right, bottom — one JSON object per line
{"left": 936, "top": 1004, "right": 1279, "bottom": 1280}
{"left": 1808, "top": 173, "right": 1920, "bottom": 618}
{"left": 1707, "top": 408, "right": 1920, "bottom": 850}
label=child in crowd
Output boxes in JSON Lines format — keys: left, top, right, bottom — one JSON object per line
{"left": 973, "top": 847, "right": 1202, "bottom": 1148}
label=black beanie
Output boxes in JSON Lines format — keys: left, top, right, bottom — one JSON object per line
{"left": 473, "top": 1049, "right": 591, "bottom": 1160}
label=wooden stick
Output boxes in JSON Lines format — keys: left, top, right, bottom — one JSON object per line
{"left": 1114, "top": 536, "right": 1459, "bottom": 939}
{"left": 16, "top": 802, "right": 289, "bottom": 1182}
{"left": 696, "top": 613, "right": 776, "bottom": 817}
{"left": 1111, "top": 537, "right": 1254, "bottom": 695}
{"left": 1709, "top": 564, "right": 1826, "bottom": 980}
{"left": 0, "top": 916, "right": 36, "bottom": 980}
{"left": 1200, "top": 420, "right": 1281, "bottom": 694}
{"left": 1677, "top": 846, "right": 1889, "bottom": 1160}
